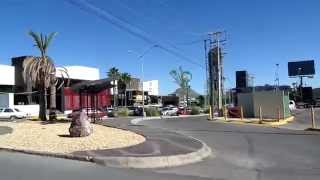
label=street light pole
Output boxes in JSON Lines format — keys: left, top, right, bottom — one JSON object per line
{"left": 141, "top": 57, "right": 145, "bottom": 117}
{"left": 128, "top": 44, "right": 158, "bottom": 117}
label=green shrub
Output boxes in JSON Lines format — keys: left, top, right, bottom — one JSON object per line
{"left": 203, "top": 107, "right": 210, "bottom": 114}
{"left": 116, "top": 107, "right": 129, "bottom": 117}
{"left": 107, "top": 111, "right": 118, "bottom": 117}
{"left": 145, "top": 107, "right": 160, "bottom": 117}
{"left": 191, "top": 106, "right": 201, "bottom": 115}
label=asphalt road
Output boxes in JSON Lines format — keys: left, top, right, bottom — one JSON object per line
{"left": 140, "top": 117, "right": 320, "bottom": 180}
{"left": 1, "top": 116, "right": 320, "bottom": 180}
{"left": 0, "top": 151, "right": 211, "bottom": 180}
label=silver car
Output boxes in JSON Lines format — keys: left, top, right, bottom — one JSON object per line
{"left": 0, "top": 108, "right": 27, "bottom": 120}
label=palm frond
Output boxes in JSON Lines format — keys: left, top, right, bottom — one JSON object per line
{"left": 170, "top": 66, "right": 192, "bottom": 89}
{"left": 28, "top": 31, "right": 43, "bottom": 52}
{"left": 45, "top": 32, "right": 57, "bottom": 50}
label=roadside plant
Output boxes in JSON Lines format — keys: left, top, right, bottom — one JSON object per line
{"left": 190, "top": 106, "right": 201, "bottom": 115}
{"left": 107, "top": 67, "right": 121, "bottom": 107}
{"left": 169, "top": 66, "right": 192, "bottom": 106}
{"left": 145, "top": 107, "right": 160, "bottom": 117}
{"left": 23, "top": 31, "right": 68, "bottom": 121}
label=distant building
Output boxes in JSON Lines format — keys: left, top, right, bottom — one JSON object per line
{"left": 143, "top": 80, "right": 159, "bottom": 96}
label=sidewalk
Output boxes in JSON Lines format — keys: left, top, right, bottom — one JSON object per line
{"left": 210, "top": 116, "right": 295, "bottom": 127}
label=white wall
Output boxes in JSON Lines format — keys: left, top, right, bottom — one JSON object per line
{"left": 8, "top": 93, "right": 14, "bottom": 108}
{"left": 56, "top": 66, "right": 100, "bottom": 80}
{"left": 143, "top": 80, "right": 159, "bottom": 95}
{"left": 110, "top": 80, "right": 118, "bottom": 95}
{"left": 0, "top": 93, "right": 14, "bottom": 108}
{"left": 14, "top": 105, "right": 39, "bottom": 116}
{"left": 0, "top": 65, "right": 14, "bottom": 85}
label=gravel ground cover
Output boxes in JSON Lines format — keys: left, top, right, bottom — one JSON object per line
{"left": 0, "top": 121, "right": 145, "bottom": 154}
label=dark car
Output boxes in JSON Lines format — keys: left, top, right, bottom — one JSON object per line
{"left": 133, "top": 107, "right": 143, "bottom": 116}
{"left": 68, "top": 108, "right": 107, "bottom": 119}
{"left": 177, "top": 107, "right": 191, "bottom": 115}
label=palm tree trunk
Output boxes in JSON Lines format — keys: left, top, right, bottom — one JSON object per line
{"left": 113, "top": 80, "right": 116, "bottom": 108}
{"left": 124, "top": 89, "right": 127, "bottom": 107}
{"left": 49, "top": 84, "right": 56, "bottom": 121}
{"left": 39, "top": 87, "right": 47, "bottom": 121}
{"left": 50, "top": 85, "right": 56, "bottom": 109}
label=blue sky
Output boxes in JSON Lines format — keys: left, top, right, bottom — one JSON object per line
{"left": 0, "top": 0, "right": 319, "bottom": 94}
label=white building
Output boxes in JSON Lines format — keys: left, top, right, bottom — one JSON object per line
{"left": 143, "top": 80, "right": 159, "bottom": 96}
{"left": 0, "top": 64, "right": 15, "bottom": 108}
{"left": 56, "top": 65, "right": 100, "bottom": 80}
{"left": 0, "top": 60, "right": 101, "bottom": 115}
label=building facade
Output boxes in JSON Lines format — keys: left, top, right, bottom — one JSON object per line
{"left": 0, "top": 64, "right": 15, "bottom": 108}
{"left": 143, "top": 80, "right": 159, "bottom": 96}
{"left": 3, "top": 56, "right": 112, "bottom": 114}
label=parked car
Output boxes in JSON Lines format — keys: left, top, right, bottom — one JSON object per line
{"left": 105, "top": 107, "right": 116, "bottom": 117}
{"left": 134, "top": 107, "right": 143, "bottom": 116}
{"left": 296, "top": 102, "right": 307, "bottom": 109}
{"left": 289, "top": 100, "right": 296, "bottom": 111}
{"left": 177, "top": 107, "right": 191, "bottom": 115}
{"left": 161, "top": 106, "right": 178, "bottom": 116}
{"left": 0, "top": 108, "right": 27, "bottom": 120}
{"left": 68, "top": 108, "right": 107, "bottom": 119}
{"left": 315, "top": 98, "right": 320, "bottom": 107}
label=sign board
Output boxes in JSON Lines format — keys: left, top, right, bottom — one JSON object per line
{"left": 288, "top": 60, "right": 315, "bottom": 77}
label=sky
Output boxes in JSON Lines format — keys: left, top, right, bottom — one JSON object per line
{"left": 0, "top": 0, "right": 320, "bottom": 95}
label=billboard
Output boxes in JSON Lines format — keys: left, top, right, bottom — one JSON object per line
{"left": 288, "top": 60, "right": 315, "bottom": 77}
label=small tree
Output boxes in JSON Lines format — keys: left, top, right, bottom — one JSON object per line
{"left": 23, "top": 31, "right": 68, "bottom": 121}
{"left": 119, "top": 72, "right": 131, "bottom": 107}
{"left": 107, "top": 67, "right": 120, "bottom": 107}
{"left": 196, "top": 95, "right": 205, "bottom": 108}
{"left": 170, "top": 66, "right": 192, "bottom": 106}
{"left": 23, "top": 31, "right": 57, "bottom": 121}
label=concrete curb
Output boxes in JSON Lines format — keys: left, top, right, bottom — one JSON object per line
{"left": 93, "top": 138, "right": 212, "bottom": 168}
{"left": 0, "top": 148, "right": 94, "bottom": 163}
{"left": 131, "top": 114, "right": 209, "bottom": 125}
{"left": 211, "top": 116, "right": 295, "bottom": 127}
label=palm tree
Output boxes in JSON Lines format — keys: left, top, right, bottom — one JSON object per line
{"left": 119, "top": 72, "right": 131, "bottom": 107}
{"left": 23, "top": 31, "right": 57, "bottom": 121}
{"left": 169, "top": 66, "right": 192, "bottom": 106}
{"left": 107, "top": 67, "right": 120, "bottom": 107}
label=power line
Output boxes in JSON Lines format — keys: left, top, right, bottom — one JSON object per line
{"left": 65, "top": 0, "right": 204, "bottom": 68}
{"left": 175, "top": 39, "right": 204, "bottom": 46}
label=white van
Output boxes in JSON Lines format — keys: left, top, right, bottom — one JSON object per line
{"left": 289, "top": 100, "right": 296, "bottom": 111}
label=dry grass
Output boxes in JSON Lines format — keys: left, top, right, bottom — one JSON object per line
{"left": 0, "top": 121, "right": 145, "bottom": 154}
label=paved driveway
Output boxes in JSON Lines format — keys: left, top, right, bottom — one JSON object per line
{"left": 281, "top": 108, "right": 320, "bottom": 130}
{"left": 140, "top": 117, "right": 320, "bottom": 180}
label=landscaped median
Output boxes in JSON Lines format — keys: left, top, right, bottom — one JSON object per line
{"left": 0, "top": 117, "right": 213, "bottom": 169}
{"left": 211, "top": 116, "right": 295, "bottom": 127}
{"left": 0, "top": 121, "right": 145, "bottom": 154}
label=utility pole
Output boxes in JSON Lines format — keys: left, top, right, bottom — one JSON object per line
{"left": 250, "top": 74, "right": 255, "bottom": 93}
{"left": 204, "top": 39, "right": 209, "bottom": 107}
{"left": 207, "top": 31, "right": 226, "bottom": 117}
{"left": 275, "top": 63, "right": 280, "bottom": 91}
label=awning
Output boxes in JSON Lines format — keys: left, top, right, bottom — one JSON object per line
{"left": 70, "top": 78, "right": 114, "bottom": 93}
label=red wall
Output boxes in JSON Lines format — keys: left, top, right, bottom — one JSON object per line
{"left": 64, "top": 87, "right": 111, "bottom": 110}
